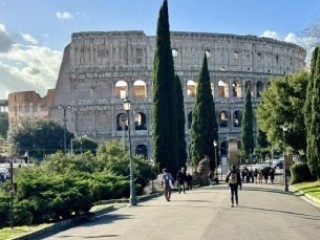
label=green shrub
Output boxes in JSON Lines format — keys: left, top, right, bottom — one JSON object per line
{"left": 290, "top": 161, "right": 314, "bottom": 184}
{"left": 0, "top": 193, "right": 10, "bottom": 227}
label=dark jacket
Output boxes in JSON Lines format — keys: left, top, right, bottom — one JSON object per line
{"left": 225, "top": 169, "right": 242, "bottom": 187}
{"left": 176, "top": 171, "right": 186, "bottom": 184}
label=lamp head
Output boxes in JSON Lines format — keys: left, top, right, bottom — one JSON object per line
{"left": 123, "top": 97, "right": 131, "bottom": 111}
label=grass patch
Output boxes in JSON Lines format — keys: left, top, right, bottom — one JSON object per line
{"left": 0, "top": 224, "right": 49, "bottom": 240}
{"left": 292, "top": 180, "right": 320, "bottom": 201}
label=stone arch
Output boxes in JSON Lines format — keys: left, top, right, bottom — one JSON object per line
{"left": 245, "top": 81, "right": 253, "bottom": 95}
{"left": 135, "top": 112, "right": 147, "bottom": 130}
{"left": 135, "top": 144, "right": 148, "bottom": 159}
{"left": 256, "top": 81, "right": 263, "bottom": 98}
{"left": 219, "top": 111, "right": 228, "bottom": 127}
{"left": 115, "top": 80, "right": 128, "bottom": 99}
{"left": 232, "top": 79, "right": 242, "bottom": 98}
{"left": 218, "top": 80, "right": 229, "bottom": 98}
{"left": 116, "top": 113, "right": 128, "bottom": 131}
{"left": 133, "top": 80, "right": 147, "bottom": 99}
{"left": 220, "top": 141, "right": 228, "bottom": 157}
{"left": 233, "top": 110, "right": 241, "bottom": 127}
{"left": 187, "top": 80, "right": 196, "bottom": 97}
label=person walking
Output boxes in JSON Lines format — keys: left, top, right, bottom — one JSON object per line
{"left": 176, "top": 167, "right": 186, "bottom": 194}
{"left": 162, "top": 168, "right": 174, "bottom": 202}
{"left": 225, "top": 165, "right": 242, "bottom": 207}
{"left": 186, "top": 173, "right": 193, "bottom": 190}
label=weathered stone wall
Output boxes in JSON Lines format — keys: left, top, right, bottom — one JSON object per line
{"left": 8, "top": 89, "right": 55, "bottom": 126}
{"left": 48, "top": 31, "right": 306, "bottom": 159}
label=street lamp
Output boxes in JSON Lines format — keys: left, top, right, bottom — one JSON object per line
{"left": 281, "top": 124, "right": 289, "bottom": 192}
{"left": 59, "top": 105, "right": 70, "bottom": 154}
{"left": 123, "top": 97, "right": 137, "bottom": 206}
{"left": 213, "top": 140, "right": 218, "bottom": 169}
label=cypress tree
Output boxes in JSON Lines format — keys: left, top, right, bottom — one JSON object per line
{"left": 175, "top": 75, "right": 187, "bottom": 169}
{"left": 241, "top": 88, "right": 255, "bottom": 160}
{"left": 304, "top": 46, "right": 320, "bottom": 179}
{"left": 308, "top": 46, "right": 320, "bottom": 179}
{"left": 191, "top": 54, "right": 218, "bottom": 170}
{"left": 152, "top": 0, "right": 179, "bottom": 174}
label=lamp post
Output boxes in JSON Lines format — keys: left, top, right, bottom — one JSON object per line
{"left": 123, "top": 97, "right": 137, "bottom": 206}
{"left": 281, "top": 124, "right": 289, "bottom": 192}
{"left": 59, "top": 105, "right": 70, "bottom": 154}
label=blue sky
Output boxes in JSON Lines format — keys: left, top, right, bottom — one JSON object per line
{"left": 0, "top": 0, "right": 319, "bottom": 99}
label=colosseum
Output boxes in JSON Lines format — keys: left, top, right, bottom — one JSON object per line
{"left": 46, "top": 31, "right": 306, "bottom": 161}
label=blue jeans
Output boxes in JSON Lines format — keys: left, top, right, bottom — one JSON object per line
{"left": 229, "top": 184, "right": 239, "bottom": 205}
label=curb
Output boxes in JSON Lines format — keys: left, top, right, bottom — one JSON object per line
{"left": 10, "top": 192, "right": 162, "bottom": 240}
{"left": 290, "top": 186, "right": 320, "bottom": 209}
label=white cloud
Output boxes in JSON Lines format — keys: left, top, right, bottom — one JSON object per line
{"left": 56, "top": 11, "right": 73, "bottom": 20}
{"left": 21, "top": 33, "right": 38, "bottom": 45}
{"left": 0, "top": 23, "right": 6, "bottom": 32}
{"left": 0, "top": 42, "right": 62, "bottom": 99}
{"left": 260, "top": 30, "right": 280, "bottom": 40}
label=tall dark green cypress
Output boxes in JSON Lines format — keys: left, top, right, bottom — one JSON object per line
{"left": 241, "top": 88, "right": 255, "bottom": 159}
{"left": 152, "top": 0, "right": 178, "bottom": 174}
{"left": 175, "top": 75, "right": 187, "bottom": 169}
{"left": 308, "top": 46, "right": 320, "bottom": 179}
{"left": 191, "top": 54, "right": 218, "bottom": 170}
{"left": 304, "top": 46, "right": 319, "bottom": 179}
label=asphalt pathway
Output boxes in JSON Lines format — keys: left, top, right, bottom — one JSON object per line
{"left": 43, "top": 183, "right": 320, "bottom": 240}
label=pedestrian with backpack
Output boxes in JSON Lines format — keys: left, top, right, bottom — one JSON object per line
{"left": 162, "top": 168, "right": 174, "bottom": 202}
{"left": 225, "top": 164, "right": 242, "bottom": 207}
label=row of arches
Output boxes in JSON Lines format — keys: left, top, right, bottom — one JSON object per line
{"left": 114, "top": 79, "right": 267, "bottom": 100}
{"left": 116, "top": 109, "right": 244, "bottom": 132}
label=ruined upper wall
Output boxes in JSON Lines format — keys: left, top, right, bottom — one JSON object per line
{"left": 68, "top": 31, "right": 306, "bottom": 75}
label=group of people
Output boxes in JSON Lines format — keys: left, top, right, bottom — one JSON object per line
{"left": 162, "top": 165, "right": 243, "bottom": 208}
{"left": 162, "top": 167, "right": 193, "bottom": 202}
{"left": 241, "top": 167, "right": 276, "bottom": 184}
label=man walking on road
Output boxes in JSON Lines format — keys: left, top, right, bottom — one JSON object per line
{"left": 226, "top": 164, "right": 242, "bottom": 207}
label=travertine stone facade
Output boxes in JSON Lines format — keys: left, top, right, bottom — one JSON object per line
{"left": 49, "top": 31, "right": 306, "bottom": 159}
{"left": 8, "top": 90, "right": 55, "bottom": 126}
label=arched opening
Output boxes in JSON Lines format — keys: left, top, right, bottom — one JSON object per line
{"left": 233, "top": 110, "right": 241, "bottom": 127}
{"left": 218, "top": 80, "right": 229, "bottom": 98}
{"left": 245, "top": 81, "right": 252, "bottom": 96}
{"left": 232, "top": 80, "right": 241, "bottom": 98}
{"left": 133, "top": 80, "right": 147, "bottom": 99}
{"left": 256, "top": 81, "right": 263, "bottom": 98}
{"left": 117, "top": 113, "right": 128, "bottom": 131}
{"left": 187, "top": 80, "right": 196, "bottom": 98}
{"left": 219, "top": 111, "right": 228, "bottom": 127}
{"left": 135, "top": 112, "right": 147, "bottom": 130}
{"left": 115, "top": 80, "right": 128, "bottom": 99}
{"left": 135, "top": 144, "right": 148, "bottom": 159}
{"left": 220, "top": 141, "right": 228, "bottom": 157}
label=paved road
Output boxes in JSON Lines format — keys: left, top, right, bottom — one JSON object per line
{"left": 43, "top": 183, "right": 320, "bottom": 240}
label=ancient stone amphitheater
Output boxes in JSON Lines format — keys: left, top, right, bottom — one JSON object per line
{"left": 46, "top": 31, "right": 305, "bottom": 160}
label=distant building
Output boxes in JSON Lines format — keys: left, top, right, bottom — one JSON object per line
{"left": 47, "top": 31, "right": 306, "bottom": 159}
{"left": 8, "top": 89, "right": 55, "bottom": 126}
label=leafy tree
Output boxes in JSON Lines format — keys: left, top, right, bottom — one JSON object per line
{"left": 72, "top": 136, "right": 98, "bottom": 154}
{"left": 8, "top": 119, "right": 74, "bottom": 159}
{"left": 241, "top": 88, "right": 255, "bottom": 161}
{"left": 175, "top": 75, "right": 187, "bottom": 169}
{"left": 191, "top": 54, "right": 218, "bottom": 170}
{"left": 152, "top": 0, "right": 178, "bottom": 174}
{"left": 256, "top": 72, "right": 309, "bottom": 153}
{"left": 0, "top": 112, "right": 8, "bottom": 139}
